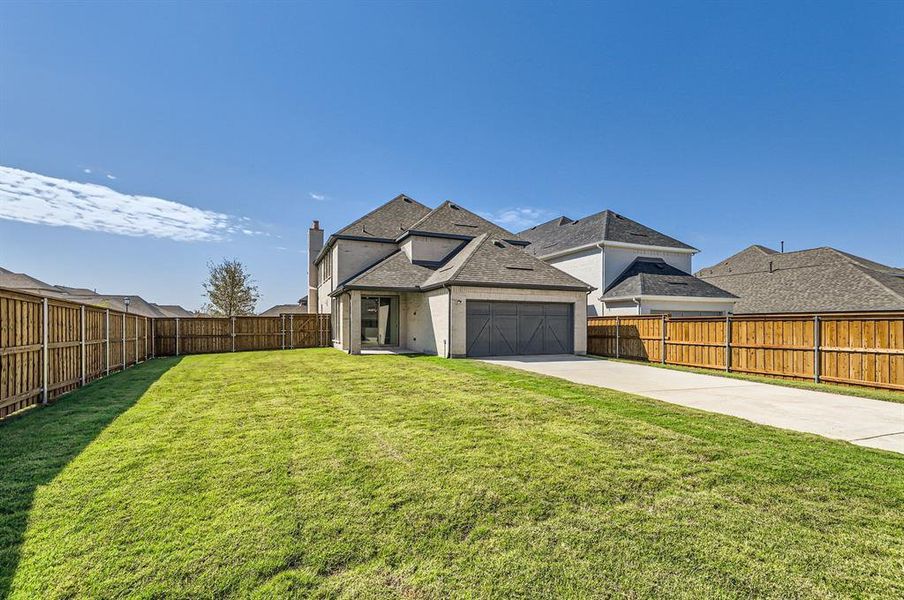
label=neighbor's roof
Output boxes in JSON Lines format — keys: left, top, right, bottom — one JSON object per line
{"left": 519, "top": 210, "right": 697, "bottom": 257}
{"left": 258, "top": 303, "right": 309, "bottom": 317}
{"left": 404, "top": 201, "right": 526, "bottom": 244}
{"left": 696, "top": 246, "right": 904, "bottom": 313}
{"left": 0, "top": 267, "right": 60, "bottom": 296}
{"left": 421, "top": 234, "right": 593, "bottom": 291}
{"left": 602, "top": 257, "right": 737, "bottom": 300}
{"left": 334, "top": 194, "right": 432, "bottom": 240}
{"left": 151, "top": 304, "right": 195, "bottom": 318}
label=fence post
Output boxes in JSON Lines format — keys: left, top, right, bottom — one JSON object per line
{"left": 144, "top": 316, "right": 148, "bottom": 361}
{"left": 176, "top": 318, "right": 180, "bottom": 356}
{"left": 615, "top": 316, "right": 620, "bottom": 359}
{"left": 290, "top": 314, "right": 294, "bottom": 349}
{"left": 814, "top": 315, "right": 821, "bottom": 383}
{"left": 121, "top": 313, "right": 126, "bottom": 369}
{"left": 660, "top": 315, "right": 666, "bottom": 363}
{"left": 281, "top": 315, "right": 286, "bottom": 350}
{"left": 105, "top": 309, "right": 110, "bottom": 375}
{"left": 151, "top": 319, "right": 156, "bottom": 358}
{"left": 42, "top": 297, "right": 49, "bottom": 404}
{"left": 80, "top": 305, "right": 86, "bottom": 386}
{"left": 725, "top": 315, "right": 732, "bottom": 372}
{"left": 231, "top": 317, "right": 236, "bottom": 352}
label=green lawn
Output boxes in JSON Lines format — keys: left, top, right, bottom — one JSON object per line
{"left": 1, "top": 349, "right": 902, "bottom": 599}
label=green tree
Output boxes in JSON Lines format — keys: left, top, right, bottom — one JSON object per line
{"left": 202, "top": 259, "right": 260, "bottom": 316}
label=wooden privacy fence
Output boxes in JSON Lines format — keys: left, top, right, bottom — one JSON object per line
{"left": 1, "top": 287, "right": 152, "bottom": 419}
{"left": 587, "top": 312, "right": 904, "bottom": 391}
{"left": 153, "top": 314, "right": 331, "bottom": 356}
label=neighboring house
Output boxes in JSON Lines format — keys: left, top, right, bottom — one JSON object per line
{"left": 0, "top": 267, "right": 191, "bottom": 318}
{"left": 518, "top": 211, "right": 737, "bottom": 316}
{"left": 151, "top": 304, "right": 195, "bottom": 318}
{"left": 259, "top": 297, "right": 308, "bottom": 317}
{"left": 309, "top": 195, "right": 593, "bottom": 357}
{"left": 696, "top": 245, "right": 904, "bottom": 314}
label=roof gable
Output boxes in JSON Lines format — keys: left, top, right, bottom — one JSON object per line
{"left": 405, "top": 201, "right": 525, "bottom": 243}
{"left": 603, "top": 258, "right": 736, "bottom": 299}
{"left": 423, "top": 234, "right": 593, "bottom": 291}
{"left": 335, "top": 194, "right": 432, "bottom": 240}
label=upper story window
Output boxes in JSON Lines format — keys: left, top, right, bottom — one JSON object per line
{"left": 319, "top": 251, "right": 332, "bottom": 284}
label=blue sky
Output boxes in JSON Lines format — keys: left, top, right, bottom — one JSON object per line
{"left": 1, "top": 1, "right": 902, "bottom": 311}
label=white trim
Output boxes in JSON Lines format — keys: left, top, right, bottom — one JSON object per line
{"left": 602, "top": 294, "right": 738, "bottom": 303}
{"left": 537, "top": 240, "right": 698, "bottom": 260}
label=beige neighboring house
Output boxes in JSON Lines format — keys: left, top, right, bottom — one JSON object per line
{"left": 309, "top": 195, "right": 593, "bottom": 357}
{"left": 0, "top": 267, "right": 192, "bottom": 318}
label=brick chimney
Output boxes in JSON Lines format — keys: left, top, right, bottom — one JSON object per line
{"left": 308, "top": 220, "right": 324, "bottom": 313}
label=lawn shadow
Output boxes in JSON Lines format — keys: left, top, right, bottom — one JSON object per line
{"left": 0, "top": 356, "right": 182, "bottom": 598}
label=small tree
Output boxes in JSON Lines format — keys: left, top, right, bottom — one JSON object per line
{"left": 202, "top": 259, "right": 260, "bottom": 317}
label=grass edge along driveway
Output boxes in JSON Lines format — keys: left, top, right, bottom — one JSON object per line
{"left": 1, "top": 349, "right": 902, "bottom": 599}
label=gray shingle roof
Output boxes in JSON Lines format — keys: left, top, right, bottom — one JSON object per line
{"left": 422, "top": 234, "right": 593, "bottom": 291}
{"left": 602, "top": 258, "right": 736, "bottom": 299}
{"left": 338, "top": 251, "right": 436, "bottom": 292}
{"left": 337, "top": 235, "right": 593, "bottom": 294}
{"left": 335, "top": 194, "right": 432, "bottom": 239}
{"left": 519, "top": 210, "right": 697, "bottom": 256}
{"left": 258, "top": 303, "right": 309, "bottom": 317}
{"left": 405, "top": 201, "right": 525, "bottom": 243}
{"left": 696, "top": 246, "right": 904, "bottom": 313}
{"left": 151, "top": 304, "right": 196, "bottom": 318}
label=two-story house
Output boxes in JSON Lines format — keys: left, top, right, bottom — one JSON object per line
{"left": 307, "top": 195, "right": 593, "bottom": 357}
{"left": 518, "top": 211, "right": 737, "bottom": 316}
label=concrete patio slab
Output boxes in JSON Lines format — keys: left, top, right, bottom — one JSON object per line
{"left": 478, "top": 355, "right": 904, "bottom": 454}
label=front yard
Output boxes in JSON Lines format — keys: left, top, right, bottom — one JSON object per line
{"left": 1, "top": 349, "right": 902, "bottom": 598}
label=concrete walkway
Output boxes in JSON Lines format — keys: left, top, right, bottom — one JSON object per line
{"left": 479, "top": 355, "right": 904, "bottom": 454}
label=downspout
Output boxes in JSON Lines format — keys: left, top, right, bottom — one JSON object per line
{"left": 344, "top": 291, "right": 352, "bottom": 354}
{"left": 445, "top": 284, "right": 452, "bottom": 358}
{"left": 598, "top": 242, "right": 606, "bottom": 315}
{"left": 632, "top": 297, "right": 642, "bottom": 315}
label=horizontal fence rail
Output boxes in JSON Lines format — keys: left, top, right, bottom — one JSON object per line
{"left": 587, "top": 312, "right": 904, "bottom": 392}
{"left": 0, "top": 287, "right": 331, "bottom": 420}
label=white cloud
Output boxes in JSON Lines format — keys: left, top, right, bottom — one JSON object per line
{"left": 309, "top": 192, "right": 327, "bottom": 201}
{"left": 0, "top": 165, "right": 259, "bottom": 242}
{"left": 106, "top": 174, "right": 117, "bottom": 180}
{"left": 83, "top": 168, "right": 92, "bottom": 174}
{"left": 481, "top": 207, "right": 556, "bottom": 230}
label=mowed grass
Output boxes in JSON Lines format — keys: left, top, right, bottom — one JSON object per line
{"left": 1, "top": 350, "right": 902, "bottom": 599}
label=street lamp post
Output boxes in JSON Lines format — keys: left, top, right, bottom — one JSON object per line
{"left": 123, "top": 297, "right": 131, "bottom": 314}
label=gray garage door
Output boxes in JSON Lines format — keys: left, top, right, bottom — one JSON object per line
{"left": 465, "top": 301, "right": 574, "bottom": 357}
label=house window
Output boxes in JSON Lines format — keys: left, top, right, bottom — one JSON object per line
{"left": 330, "top": 298, "right": 339, "bottom": 343}
{"left": 319, "top": 251, "right": 332, "bottom": 284}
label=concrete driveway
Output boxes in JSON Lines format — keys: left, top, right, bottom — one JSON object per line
{"left": 479, "top": 355, "right": 904, "bottom": 454}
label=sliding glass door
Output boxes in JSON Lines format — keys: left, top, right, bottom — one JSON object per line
{"left": 360, "top": 296, "right": 399, "bottom": 346}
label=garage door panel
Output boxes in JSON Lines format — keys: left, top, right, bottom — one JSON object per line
{"left": 518, "top": 315, "right": 545, "bottom": 354}
{"left": 492, "top": 315, "right": 518, "bottom": 355}
{"left": 466, "top": 312, "right": 492, "bottom": 356}
{"left": 544, "top": 315, "right": 572, "bottom": 354}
